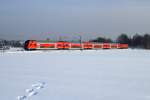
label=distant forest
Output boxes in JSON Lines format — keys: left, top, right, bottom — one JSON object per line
{"left": 0, "top": 33, "right": 150, "bottom": 49}
{"left": 0, "top": 40, "right": 23, "bottom": 50}
{"left": 90, "top": 33, "right": 150, "bottom": 49}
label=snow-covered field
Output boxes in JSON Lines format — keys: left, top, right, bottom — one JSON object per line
{"left": 0, "top": 49, "right": 150, "bottom": 100}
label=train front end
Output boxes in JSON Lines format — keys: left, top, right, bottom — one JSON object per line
{"left": 24, "top": 40, "right": 38, "bottom": 50}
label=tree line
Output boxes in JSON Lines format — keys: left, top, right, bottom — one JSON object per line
{"left": 0, "top": 33, "right": 150, "bottom": 49}
{"left": 90, "top": 33, "right": 150, "bottom": 49}
{"left": 0, "top": 40, "right": 23, "bottom": 49}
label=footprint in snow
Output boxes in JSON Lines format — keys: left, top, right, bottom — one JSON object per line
{"left": 17, "top": 95, "right": 27, "bottom": 100}
{"left": 28, "top": 91, "right": 38, "bottom": 97}
{"left": 25, "top": 88, "right": 34, "bottom": 93}
{"left": 32, "top": 82, "right": 45, "bottom": 90}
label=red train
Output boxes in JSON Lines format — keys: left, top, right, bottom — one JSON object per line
{"left": 24, "top": 40, "right": 128, "bottom": 50}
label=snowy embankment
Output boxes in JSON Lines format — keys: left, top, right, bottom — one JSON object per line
{"left": 0, "top": 49, "right": 150, "bottom": 100}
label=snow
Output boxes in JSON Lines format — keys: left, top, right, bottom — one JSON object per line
{"left": 0, "top": 49, "right": 150, "bottom": 100}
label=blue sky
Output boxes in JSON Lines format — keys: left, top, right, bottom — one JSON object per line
{"left": 0, "top": 0, "right": 150, "bottom": 40}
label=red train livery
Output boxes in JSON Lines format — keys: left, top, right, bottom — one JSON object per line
{"left": 24, "top": 40, "right": 128, "bottom": 50}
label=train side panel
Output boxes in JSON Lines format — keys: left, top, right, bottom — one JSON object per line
{"left": 83, "top": 42, "right": 93, "bottom": 49}
{"left": 56, "top": 42, "right": 71, "bottom": 49}
{"left": 102, "top": 43, "right": 111, "bottom": 49}
{"left": 93, "top": 44, "right": 102, "bottom": 49}
{"left": 71, "top": 43, "right": 82, "bottom": 49}
{"left": 118, "top": 44, "right": 128, "bottom": 49}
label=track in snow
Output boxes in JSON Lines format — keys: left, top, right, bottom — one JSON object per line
{"left": 17, "top": 82, "right": 46, "bottom": 100}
